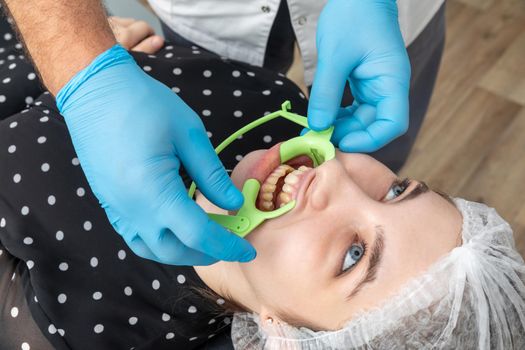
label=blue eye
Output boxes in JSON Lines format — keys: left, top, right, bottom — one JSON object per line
{"left": 384, "top": 179, "right": 410, "bottom": 201}
{"left": 342, "top": 243, "right": 365, "bottom": 272}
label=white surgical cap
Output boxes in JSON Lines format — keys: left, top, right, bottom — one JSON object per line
{"left": 231, "top": 199, "right": 525, "bottom": 349}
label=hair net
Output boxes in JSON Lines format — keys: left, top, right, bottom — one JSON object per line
{"left": 231, "top": 199, "right": 525, "bottom": 349}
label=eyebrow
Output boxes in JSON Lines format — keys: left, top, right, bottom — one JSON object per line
{"left": 346, "top": 226, "right": 385, "bottom": 300}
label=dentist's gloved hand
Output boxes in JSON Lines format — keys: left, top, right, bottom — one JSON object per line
{"left": 308, "top": 0, "right": 411, "bottom": 152}
{"left": 56, "top": 45, "right": 255, "bottom": 265}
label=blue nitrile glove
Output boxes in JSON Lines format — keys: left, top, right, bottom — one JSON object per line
{"left": 308, "top": 0, "right": 411, "bottom": 152}
{"left": 56, "top": 45, "right": 255, "bottom": 265}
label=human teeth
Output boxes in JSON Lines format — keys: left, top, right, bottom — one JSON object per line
{"left": 284, "top": 172, "right": 299, "bottom": 185}
{"left": 261, "top": 201, "right": 274, "bottom": 210}
{"left": 298, "top": 166, "right": 310, "bottom": 172}
{"left": 267, "top": 175, "right": 279, "bottom": 185}
{"left": 262, "top": 192, "right": 273, "bottom": 201}
{"left": 278, "top": 192, "right": 291, "bottom": 203}
{"left": 282, "top": 183, "right": 294, "bottom": 194}
{"left": 262, "top": 183, "right": 276, "bottom": 192}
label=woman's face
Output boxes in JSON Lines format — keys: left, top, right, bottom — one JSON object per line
{"left": 228, "top": 149, "right": 463, "bottom": 330}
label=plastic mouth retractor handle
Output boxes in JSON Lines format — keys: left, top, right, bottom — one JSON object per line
{"left": 188, "top": 101, "right": 335, "bottom": 237}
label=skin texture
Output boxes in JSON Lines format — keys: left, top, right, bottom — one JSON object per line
{"left": 195, "top": 151, "right": 462, "bottom": 330}
{"left": 108, "top": 17, "right": 164, "bottom": 54}
{"left": 3, "top": 0, "right": 116, "bottom": 94}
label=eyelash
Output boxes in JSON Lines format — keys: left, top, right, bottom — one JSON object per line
{"left": 384, "top": 178, "right": 411, "bottom": 202}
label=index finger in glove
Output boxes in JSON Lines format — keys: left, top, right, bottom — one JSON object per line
{"left": 308, "top": 57, "right": 351, "bottom": 131}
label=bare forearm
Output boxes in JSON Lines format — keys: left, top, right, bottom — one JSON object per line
{"left": 3, "top": 0, "right": 116, "bottom": 95}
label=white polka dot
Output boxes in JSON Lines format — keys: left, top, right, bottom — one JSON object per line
{"left": 192, "top": 50, "right": 201, "bottom": 54}
{"left": 94, "top": 324, "right": 104, "bottom": 334}
{"left": 39, "top": 116, "right": 49, "bottom": 123}
{"left": 9, "top": 121, "right": 17, "bottom": 128}
{"left": 176, "top": 274, "right": 186, "bottom": 284}
{"left": 93, "top": 292, "right": 102, "bottom": 300}
{"left": 56, "top": 231, "right": 64, "bottom": 241}
{"left": 299, "top": 92, "right": 306, "bottom": 99}
{"left": 171, "top": 86, "right": 180, "bottom": 93}
{"left": 4, "top": 33, "right": 12, "bottom": 40}
{"left": 25, "top": 96, "right": 33, "bottom": 105}
{"left": 48, "top": 324, "right": 57, "bottom": 334}
{"left": 27, "top": 73, "right": 36, "bottom": 80}
{"left": 124, "top": 286, "right": 133, "bottom": 296}
{"left": 264, "top": 111, "right": 271, "bottom": 116}
{"left": 58, "top": 329, "right": 65, "bottom": 336}
{"left": 0, "top": 249, "right": 3, "bottom": 256}
{"left": 232, "top": 70, "right": 241, "bottom": 78}
{"left": 7, "top": 55, "right": 14, "bottom": 60}
{"left": 0, "top": 218, "right": 5, "bottom": 227}
{"left": 43, "top": 109, "right": 50, "bottom": 114}
{"left": 21, "top": 342, "right": 30, "bottom": 350}
{"left": 10, "top": 307, "right": 19, "bottom": 317}
{"left": 8, "top": 63, "right": 16, "bottom": 69}
{"left": 0, "top": 95, "right": 5, "bottom": 103}
{"left": 26, "top": 260, "right": 34, "bottom": 269}
{"left": 21, "top": 206, "right": 29, "bottom": 215}
{"left": 263, "top": 135, "right": 272, "bottom": 143}
{"left": 189, "top": 337, "right": 198, "bottom": 341}
{"left": 275, "top": 80, "right": 284, "bottom": 85}
{"left": 235, "top": 155, "right": 243, "bottom": 161}
{"left": 162, "top": 313, "right": 171, "bottom": 322}
{"left": 41, "top": 163, "right": 50, "bottom": 172}
{"left": 37, "top": 136, "right": 46, "bottom": 144}
{"left": 13, "top": 173, "right": 21, "bottom": 183}
{"left": 76, "top": 187, "right": 85, "bottom": 197}
{"left": 208, "top": 318, "right": 216, "bottom": 325}
{"left": 233, "top": 90, "right": 242, "bottom": 97}
{"left": 166, "top": 332, "right": 175, "bottom": 340}
{"left": 207, "top": 131, "right": 213, "bottom": 138}
{"left": 202, "top": 89, "right": 212, "bottom": 96}
{"left": 71, "top": 157, "right": 80, "bottom": 166}
{"left": 165, "top": 52, "right": 174, "bottom": 58}
{"left": 233, "top": 110, "right": 243, "bottom": 118}
{"left": 15, "top": 43, "right": 22, "bottom": 49}
{"left": 262, "top": 90, "right": 271, "bottom": 95}
{"left": 118, "top": 250, "right": 126, "bottom": 260}
{"left": 216, "top": 298, "right": 225, "bottom": 305}
{"left": 47, "top": 195, "right": 56, "bottom": 205}
{"left": 202, "top": 109, "right": 211, "bottom": 117}
{"left": 208, "top": 334, "right": 215, "bottom": 339}
{"left": 83, "top": 221, "right": 92, "bottom": 231}
{"left": 8, "top": 145, "right": 16, "bottom": 153}
{"left": 57, "top": 293, "right": 67, "bottom": 303}
{"left": 188, "top": 306, "right": 197, "bottom": 313}
{"left": 58, "top": 262, "right": 68, "bottom": 271}
{"left": 224, "top": 317, "right": 231, "bottom": 325}
{"left": 247, "top": 72, "right": 255, "bottom": 77}
{"left": 90, "top": 257, "right": 98, "bottom": 267}
{"left": 165, "top": 45, "right": 174, "bottom": 50}
{"left": 203, "top": 70, "right": 212, "bottom": 77}
{"left": 129, "top": 317, "right": 138, "bottom": 325}
{"left": 173, "top": 68, "right": 182, "bottom": 75}
{"left": 23, "top": 237, "right": 33, "bottom": 245}
{"left": 34, "top": 296, "right": 38, "bottom": 303}
{"left": 2, "top": 77, "right": 11, "bottom": 84}
{"left": 152, "top": 280, "right": 160, "bottom": 290}
{"left": 11, "top": 272, "right": 15, "bottom": 281}
{"left": 143, "top": 66, "right": 152, "bottom": 72}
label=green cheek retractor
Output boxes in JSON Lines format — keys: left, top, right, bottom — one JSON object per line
{"left": 188, "top": 101, "right": 335, "bottom": 237}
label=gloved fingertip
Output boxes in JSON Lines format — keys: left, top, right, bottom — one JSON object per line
{"left": 240, "top": 248, "right": 257, "bottom": 263}
{"left": 226, "top": 185, "right": 244, "bottom": 208}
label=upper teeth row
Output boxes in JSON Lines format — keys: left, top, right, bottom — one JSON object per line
{"left": 258, "top": 165, "right": 312, "bottom": 211}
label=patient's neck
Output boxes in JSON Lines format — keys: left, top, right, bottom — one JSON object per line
{"left": 194, "top": 262, "right": 259, "bottom": 312}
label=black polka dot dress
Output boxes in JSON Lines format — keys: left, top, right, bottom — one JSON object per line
{"left": 0, "top": 8, "right": 307, "bottom": 350}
